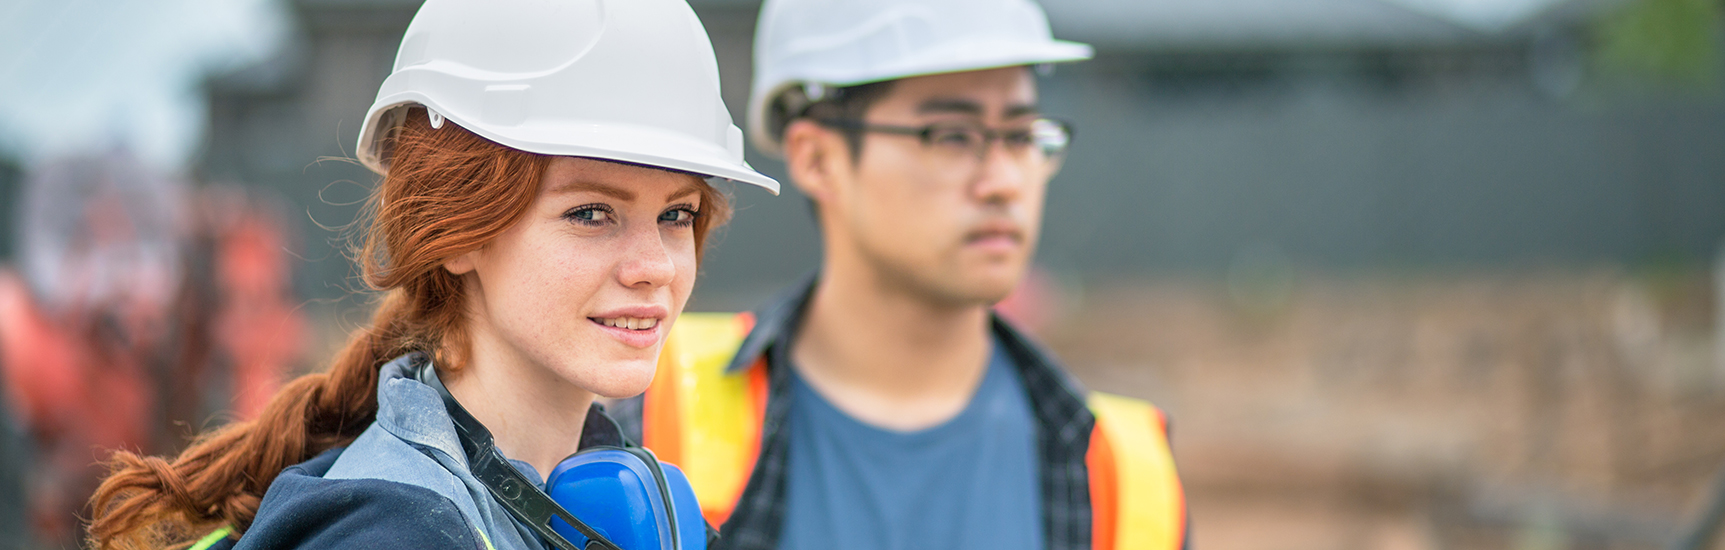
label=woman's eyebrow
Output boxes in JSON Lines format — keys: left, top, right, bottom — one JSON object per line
{"left": 548, "top": 180, "right": 635, "bottom": 200}
{"left": 665, "top": 183, "right": 700, "bottom": 202}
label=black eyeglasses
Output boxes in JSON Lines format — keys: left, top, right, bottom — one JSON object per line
{"left": 817, "top": 117, "right": 1074, "bottom": 160}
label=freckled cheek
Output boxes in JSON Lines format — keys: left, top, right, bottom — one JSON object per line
{"left": 668, "top": 240, "right": 699, "bottom": 307}
{"left": 520, "top": 248, "right": 609, "bottom": 323}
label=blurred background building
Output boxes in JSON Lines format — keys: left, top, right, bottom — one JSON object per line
{"left": 2, "top": 0, "right": 1723, "bottom": 548}
{"left": 174, "top": 0, "right": 1725, "bottom": 306}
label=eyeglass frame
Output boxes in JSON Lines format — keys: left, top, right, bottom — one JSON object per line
{"left": 814, "top": 117, "right": 1075, "bottom": 161}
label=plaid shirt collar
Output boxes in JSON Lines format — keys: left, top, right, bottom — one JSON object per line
{"left": 715, "top": 274, "right": 1097, "bottom": 550}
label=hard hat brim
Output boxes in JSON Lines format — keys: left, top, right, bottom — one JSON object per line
{"left": 746, "top": 39, "right": 1094, "bottom": 157}
{"left": 359, "top": 98, "right": 781, "bottom": 195}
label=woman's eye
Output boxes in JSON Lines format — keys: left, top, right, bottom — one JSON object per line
{"left": 566, "top": 205, "right": 612, "bottom": 226}
{"left": 660, "top": 208, "right": 697, "bottom": 227}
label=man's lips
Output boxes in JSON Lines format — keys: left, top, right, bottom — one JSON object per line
{"left": 964, "top": 222, "right": 1025, "bottom": 247}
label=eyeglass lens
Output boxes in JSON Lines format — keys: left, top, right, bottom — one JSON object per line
{"left": 920, "top": 118, "right": 1070, "bottom": 178}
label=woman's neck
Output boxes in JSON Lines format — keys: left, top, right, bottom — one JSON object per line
{"left": 442, "top": 324, "right": 595, "bottom": 480}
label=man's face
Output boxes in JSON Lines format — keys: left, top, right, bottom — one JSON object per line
{"left": 819, "top": 67, "right": 1053, "bottom": 307}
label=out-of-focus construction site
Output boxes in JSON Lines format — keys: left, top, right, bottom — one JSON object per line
{"left": 1037, "top": 270, "right": 1720, "bottom": 549}
{"left": 2, "top": 0, "right": 1723, "bottom": 548}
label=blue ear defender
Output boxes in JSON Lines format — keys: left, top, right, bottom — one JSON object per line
{"left": 546, "top": 447, "right": 707, "bottom": 549}
{"left": 409, "top": 355, "right": 711, "bottom": 550}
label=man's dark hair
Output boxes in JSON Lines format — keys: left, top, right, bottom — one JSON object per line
{"left": 765, "top": 80, "right": 895, "bottom": 163}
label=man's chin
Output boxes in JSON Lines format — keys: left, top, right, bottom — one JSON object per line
{"left": 924, "top": 276, "right": 1018, "bottom": 308}
{"left": 963, "top": 266, "right": 1030, "bottom": 301}
{"left": 873, "top": 254, "right": 1025, "bottom": 307}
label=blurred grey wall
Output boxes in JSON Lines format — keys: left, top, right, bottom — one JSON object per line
{"left": 0, "top": 154, "right": 20, "bottom": 262}
{"left": 1037, "top": 53, "right": 1725, "bottom": 272}
{"left": 193, "top": 0, "right": 1725, "bottom": 310}
{"left": 197, "top": 0, "right": 419, "bottom": 305}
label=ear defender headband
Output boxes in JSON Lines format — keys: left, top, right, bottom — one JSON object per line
{"left": 411, "top": 357, "right": 711, "bottom": 550}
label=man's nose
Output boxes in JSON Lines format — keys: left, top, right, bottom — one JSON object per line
{"left": 970, "top": 140, "right": 1030, "bottom": 204}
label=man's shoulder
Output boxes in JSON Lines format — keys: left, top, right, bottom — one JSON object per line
{"left": 216, "top": 447, "right": 487, "bottom": 550}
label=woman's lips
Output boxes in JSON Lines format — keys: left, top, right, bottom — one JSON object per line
{"left": 587, "top": 305, "right": 669, "bottom": 349}
{"left": 589, "top": 316, "right": 663, "bottom": 348}
{"left": 595, "top": 316, "right": 658, "bottom": 330}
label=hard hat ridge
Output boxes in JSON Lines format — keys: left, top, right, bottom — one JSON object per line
{"left": 357, "top": 0, "right": 779, "bottom": 194}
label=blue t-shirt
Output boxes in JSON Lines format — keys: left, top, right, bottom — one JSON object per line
{"left": 777, "top": 338, "right": 1045, "bottom": 550}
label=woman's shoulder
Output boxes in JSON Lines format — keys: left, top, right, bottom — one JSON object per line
{"left": 203, "top": 447, "right": 489, "bottom": 550}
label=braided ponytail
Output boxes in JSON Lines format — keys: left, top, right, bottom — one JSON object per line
{"left": 86, "top": 109, "right": 732, "bottom": 549}
{"left": 88, "top": 295, "right": 405, "bottom": 547}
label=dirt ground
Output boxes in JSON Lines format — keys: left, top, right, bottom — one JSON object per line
{"left": 1036, "top": 268, "right": 1723, "bottom": 550}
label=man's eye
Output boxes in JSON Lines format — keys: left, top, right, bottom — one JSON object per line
{"left": 1002, "top": 129, "right": 1037, "bottom": 148}
{"left": 929, "top": 128, "right": 980, "bottom": 148}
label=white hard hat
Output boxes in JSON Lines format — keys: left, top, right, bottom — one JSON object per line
{"left": 357, "top": 0, "right": 779, "bottom": 194}
{"left": 747, "top": 0, "right": 1093, "bottom": 155}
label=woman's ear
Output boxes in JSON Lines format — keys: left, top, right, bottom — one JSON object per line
{"left": 782, "top": 119, "right": 844, "bottom": 203}
{"left": 443, "top": 250, "right": 478, "bottom": 276}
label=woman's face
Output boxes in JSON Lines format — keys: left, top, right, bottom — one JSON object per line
{"left": 448, "top": 157, "right": 703, "bottom": 399}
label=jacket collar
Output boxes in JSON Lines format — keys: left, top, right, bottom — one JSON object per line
{"left": 723, "top": 273, "right": 818, "bottom": 375}
{"left": 374, "top": 352, "right": 628, "bottom": 470}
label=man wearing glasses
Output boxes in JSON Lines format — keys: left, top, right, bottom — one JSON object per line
{"left": 620, "top": 1, "right": 1189, "bottom": 549}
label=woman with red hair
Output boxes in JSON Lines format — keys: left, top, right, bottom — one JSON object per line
{"left": 86, "top": 0, "right": 778, "bottom": 548}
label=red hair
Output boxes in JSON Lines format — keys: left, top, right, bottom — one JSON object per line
{"left": 86, "top": 109, "right": 732, "bottom": 549}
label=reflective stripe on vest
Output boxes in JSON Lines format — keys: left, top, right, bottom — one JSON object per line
{"left": 643, "top": 312, "right": 767, "bottom": 526}
{"left": 645, "top": 312, "right": 1185, "bottom": 549}
{"left": 1087, "top": 392, "right": 1186, "bottom": 550}
{"left": 189, "top": 525, "right": 234, "bottom": 550}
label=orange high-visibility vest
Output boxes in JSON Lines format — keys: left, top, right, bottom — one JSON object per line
{"left": 643, "top": 313, "right": 1186, "bottom": 550}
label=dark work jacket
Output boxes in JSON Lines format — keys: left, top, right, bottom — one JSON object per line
{"left": 203, "top": 446, "right": 488, "bottom": 550}
{"left": 200, "top": 353, "right": 630, "bottom": 550}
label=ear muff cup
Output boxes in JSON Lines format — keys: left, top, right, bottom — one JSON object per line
{"left": 547, "top": 448, "right": 707, "bottom": 550}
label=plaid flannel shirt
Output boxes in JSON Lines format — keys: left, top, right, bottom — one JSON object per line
{"left": 616, "top": 276, "right": 1111, "bottom": 550}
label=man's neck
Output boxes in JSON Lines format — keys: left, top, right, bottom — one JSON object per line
{"left": 789, "top": 264, "right": 994, "bottom": 432}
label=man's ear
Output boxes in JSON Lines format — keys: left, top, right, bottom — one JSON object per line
{"left": 444, "top": 250, "right": 478, "bottom": 276}
{"left": 781, "top": 119, "right": 847, "bottom": 204}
